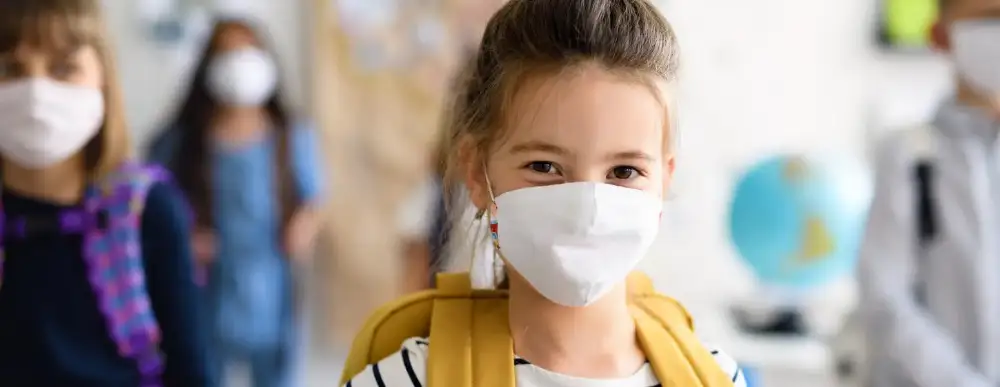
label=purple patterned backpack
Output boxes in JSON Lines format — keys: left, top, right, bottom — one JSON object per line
{"left": 0, "top": 163, "right": 171, "bottom": 387}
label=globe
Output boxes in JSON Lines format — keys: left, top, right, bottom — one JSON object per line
{"left": 728, "top": 155, "right": 872, "bottom": 290}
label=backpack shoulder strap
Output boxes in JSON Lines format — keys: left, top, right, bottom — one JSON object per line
{"left": 898, "top": 125, "right": 938, "bottom": 304}
{"left": 904, "top": 124, "right": 938, "bottom": 246}
{"left": 83, "top": 162, "right": 171, "bottom": 386}
{"left": 914, "top": 160, "right": 936, "bottom": 246}
{"left": 427, "top": 272, "right": 514, "bottom": 387}
{"left": 340, "top": 272, "right": 514, "bottom": 387}
{"left": 340, "top": 288, "right": 438, "bottom": 384}
{"left": 627, "top": 273, "right": 733, "bottom": 387}
{"left": 0, "top": 189, "right": 6, "bottom": 288}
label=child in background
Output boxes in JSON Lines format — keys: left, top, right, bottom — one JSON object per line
{"left": 0, "top": 0, "right": 210, "bottom": 386}
{"left": 859, "top": 0, "right": 1000, "bottom": 386}
{"left": 147, "top": 18, "right": 322, "bottom": 387}
{"left": 342, "top": 0, "right": 746, "bottom": 386}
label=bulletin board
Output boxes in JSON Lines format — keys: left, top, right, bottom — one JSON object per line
{"left": 876, "top": 0, "right": 939, "bottom": 51}
{"left": 309, "top": 0, "right": 506, "bottom": 346}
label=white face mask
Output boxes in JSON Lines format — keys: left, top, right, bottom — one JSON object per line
{"left": 488, "top": 180, "right": 663, "bottom": 307}
{"left": 0, "top": 78, "right": 104, "bottom": 169}
{"left": 207, "top": 47, "right": 278, "bottom": 107}
{"left": 951, "top": 21, "right": 1000, "bottom": 96}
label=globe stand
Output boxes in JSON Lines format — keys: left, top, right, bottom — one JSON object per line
{"left": 729, "top": 286, "right": 810, "bottom": 337}
{"left": 731, "top": 305, "right": 808, "bottom": 336}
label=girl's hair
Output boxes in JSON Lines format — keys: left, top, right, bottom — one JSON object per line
{"left": 169, "top": 19, "right": 298, "bottom": 230}
{"left": 441, "top": 0, "right": 680, "bottom": 194}
{"left": 0, "top": 0, "right": 130, "bottom": 179}
{"left": 438, "top": 0, "right": 680, "bottom": 279}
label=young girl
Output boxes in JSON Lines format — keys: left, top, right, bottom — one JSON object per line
{"left": 0, "top": 0, "right": 210, "bottom": 386}
{"left": 342, "top": 0, "right": 746, "bottom": 386}
{"left": 147, "top": 18, "right": 322, "bottom": 387}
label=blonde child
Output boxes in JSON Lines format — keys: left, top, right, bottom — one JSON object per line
{"left": 341, "top": 0, "right": 746, "bottom": 386}
{"left": 0, "top": 0, "right": 210, "bottom": 386}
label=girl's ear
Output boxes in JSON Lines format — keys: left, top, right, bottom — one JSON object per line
{"left": 460, "top": 138, "right": 491, "bottom": 211}
{"left": 662, "top": 154, "right": 676, "bottom": 196}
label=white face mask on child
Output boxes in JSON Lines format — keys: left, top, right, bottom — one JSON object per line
{"left": 488, "top": 177, "right": 663, "bottom": 307}
{"left": 207, "top": 47, "right": 278, "bottom": 107}
{"left": 951, "top": 21, "right": 1000, "bottom": 96}
{"left": 0, "top": 78, "right": 104, "bottom": 169}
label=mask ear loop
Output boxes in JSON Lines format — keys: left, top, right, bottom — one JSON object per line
{"left": 468, "top": 208, "right": 496, "bottom": 289}
{"left": 484, "top": 169, "right": 507, "bottom": 288}
{"left": 471, "top": 163, "right": 506, "bottom": 289}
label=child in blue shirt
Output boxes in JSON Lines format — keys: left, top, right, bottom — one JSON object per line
{"left": 147, "top": 18, "right": 323, "bottom": 387}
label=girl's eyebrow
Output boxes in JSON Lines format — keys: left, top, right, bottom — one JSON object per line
{"left": 50, "top": 43, "right": 84, "bottom": 60}
{"left": 8, "top": 41, "right": 83, "bottom": 63}
{"left": 609, "top": 151, "right": 655, "bottom": 162}
{"left": 508, "top": 141, "right": 655, "bottom": 162}
{"left": 509, "top": 140, "right": 569, "bottom": 155}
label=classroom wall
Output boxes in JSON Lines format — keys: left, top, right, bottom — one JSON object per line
{"left": 104, "top": 0, "right": 954, "bottom": 309}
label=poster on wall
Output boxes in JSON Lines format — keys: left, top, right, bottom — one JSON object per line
{"left": 876, "top": 0, "right": 939, "bottom": 51}
{"left": 331, "top": 0, "right": 401, "bottom": 70}
{"left": 329, "top": 0, "right": 492, "bottom": 77}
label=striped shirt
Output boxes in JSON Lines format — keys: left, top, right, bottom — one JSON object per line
{"left": 344, "top": 337, "right": 747, "bottom": 387}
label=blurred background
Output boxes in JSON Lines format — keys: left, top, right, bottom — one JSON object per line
{"left": 105, "top": 0, "right": 953, "bottom": 385}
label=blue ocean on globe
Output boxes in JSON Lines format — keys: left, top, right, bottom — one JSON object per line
{"left": 728, "top": 155, "right": 873, "bottom": 289}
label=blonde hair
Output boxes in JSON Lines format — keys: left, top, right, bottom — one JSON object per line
{"left": 438, "top": 0, "right": 681, "bottom": 284}
{"left": 0, "top": 0, "right": 130, "bottom": 179}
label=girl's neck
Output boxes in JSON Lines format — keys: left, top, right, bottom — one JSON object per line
{"left": 215, "top": 106, "right": 268, "bottom": 127}
{"left": 2, "top": 155, "right": 86, "bottom": 204}
{"left": 507, "top": 273, "right": 645, "bottom": 379}
{"left": 212, "top": 106, "right": 270, "bottom": 145}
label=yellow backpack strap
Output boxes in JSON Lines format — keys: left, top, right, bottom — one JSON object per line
{"left": 427, "top": 273, "right": 514, "bottom": 387}
{"left": 339, "top": 290, "right": 436, "bottom": 385}
{"left": 471, "top": 292, "right": 514, "bottom": 386}
{"left": 628, "top": 273, "right": 733, "bottom": 387}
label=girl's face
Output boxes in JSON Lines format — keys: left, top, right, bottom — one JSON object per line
{"left": 0, "top": 43, "right": 103, "bottom": 87}
{"left": 205, "top": 23, "right": 277, "bottom": 108}
{"left": 467, "top": 65, "right": 674, "bottom": 208}
{"left": 944, "top": 0, "right": 1000, "bottom": 21}
{"left": 213, "top": 24, "right": 260, "bottom": 55}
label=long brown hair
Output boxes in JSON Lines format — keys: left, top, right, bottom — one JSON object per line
{"left": 169, "top": 19, "right": 298, "bottom": 231}
{"left": 0, "top": 0, "right": 131, "bottom": 180}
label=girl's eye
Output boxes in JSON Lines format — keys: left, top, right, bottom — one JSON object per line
{"left": 610, "top": 166, "right": 639, "bottom": 180}
{"left": 526, "top": 161, "right": 557, "bottom": 174}
{"left": 50, "top": 60, "right": 79, "bottom": 80}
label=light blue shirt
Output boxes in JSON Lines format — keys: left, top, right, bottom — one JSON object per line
{"left": 209, "top": 125, "right": 323, "bottom": 261}
{"left": 147, "top": 122, "right": 323, "bottom": 353}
